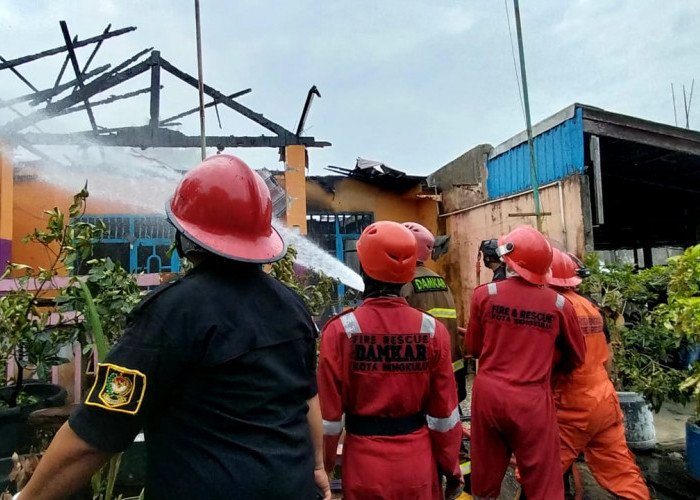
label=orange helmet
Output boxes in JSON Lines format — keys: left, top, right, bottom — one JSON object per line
{"left": 496, "top": 225, "right": 552, "bottom": 285}
{"left": 402, "top": 222, "right": 434, "bottom": 262}
{"left": 357, "top": 221, "right": 416, "bottom": 284}
{"left": 166, "top": 154, "right": 286, "bottom": 263}
{"left": 548, "top": 248, "right": 583, "bottom": 288}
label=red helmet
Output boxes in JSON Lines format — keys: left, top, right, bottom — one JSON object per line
{"left": 357, "top": 221, "right": 416, "bottom": 284}
{"left": 496, "top": 225, "right": 552, "bottom": 285}
{"left": 402, "top": 222, "right": 434, "bottom": 262}
{"left": 548, "top": 248, "right": 583, "bottom": 288}
{"left": 166, "top": 154, "right": 286, "bottom": 263}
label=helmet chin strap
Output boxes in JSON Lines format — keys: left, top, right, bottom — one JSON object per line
{"left": 176, "top": 231, "right": 207, "bottom": 260}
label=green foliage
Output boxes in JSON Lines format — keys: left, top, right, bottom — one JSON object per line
{"left": 613, "top": 320, "right": 689, "bottom": 412}
{"left": 581, "top": 251, "right": 696, "bottom": 413}
{"left": 657, "top": 244, "right": 700, "bottom": 419}
{"left": 269, "top": 246, "right": 337, "bottom": 316}
{"left": 0, "top": 185, "right": 107, "bottom": 407}
{"left": 58, "top": 257, "right": 141, "bottom": 350}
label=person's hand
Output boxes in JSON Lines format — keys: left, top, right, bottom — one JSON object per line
{"left": 314, "top": 465, "right": 331, "bottom": 500}
{"left": 444, "top": 473, "right": 464, "bottom": 500}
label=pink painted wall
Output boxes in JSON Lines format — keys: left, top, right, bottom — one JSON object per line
{"left": 441, "top": 175, "right": 587, "bottom": 325}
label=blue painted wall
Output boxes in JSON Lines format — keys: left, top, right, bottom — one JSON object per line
{"left": 486, "top": 107, "right": 585, "bottom": 198}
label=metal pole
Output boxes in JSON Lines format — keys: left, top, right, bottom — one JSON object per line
{"left": 513, "top": 0, "right": 542, "bottom": 231}
{"left": 194, "top": 0, "right": 206, "bottom": 160}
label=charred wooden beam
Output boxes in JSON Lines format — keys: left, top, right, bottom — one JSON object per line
{"left": 73, "top": 24, "right": 111, "bottom": 92}
{"left": 1, "top": 60, "right": 150, "bottom": 133}
{"left": 149, "top": 51, "right": 161, "bottom": 132}
{"left": 59, "top": 21, "right": 98, "bottom": 133}
{"left": 0, "top": 26, "right": 136, "bottom": 71}
{"left": 160, "top": 88, "right": 252, "bottom": 125}
{"left": 12, "top": 128, "right": 331, "bottom": 149}
{"left": 0, "top": 64, "right": 110, "bottom": 109}
{"left": 159, "top": 58, "right": 293, "bottom": 137}
{"left": 53, "top": 86, "right": 155, "bottom": 118}
{"left": 51, "top": 35, "right": 77, "bottom": 100}
{"left": 0, "top": 55, "right": 39, "bottom": 92}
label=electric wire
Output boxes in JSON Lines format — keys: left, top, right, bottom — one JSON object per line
{"left": 504, "top": 0, "right": 526, "bottom": 122}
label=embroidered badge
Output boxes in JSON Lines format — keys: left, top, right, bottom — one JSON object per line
{"left": 412, "top": 276, "right": 448, "bottom": 293}
{"left": 85, "top": 364, "right": 147, "bottom": 415}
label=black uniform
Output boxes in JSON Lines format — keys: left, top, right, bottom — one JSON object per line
{"left": 69, "top": 259, "right": 318, "bottom": 499}
{"left": 492, "top": 264, "right": 506, "bottom": 282}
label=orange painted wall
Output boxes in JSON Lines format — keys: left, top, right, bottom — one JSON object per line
{"left": 276, "top": 175, "right": 440, "bottom": 268}
{"left": 12, "top": 178, "right": 145, "bottom": 273}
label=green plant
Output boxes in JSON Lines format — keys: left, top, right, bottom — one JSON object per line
{"left": 269, "top": 245, "right": 337, "bottom": 316}
{"left": 613, "top": 321, "right": 689, "bottom": 412}
{"left": 580, "top": 252, "right": 691, "bottom": 411}
{"left": 57, "top": 257, "right": 142, "bottom": 350}
{"left": 654, "top": 244, "right": 700, "bottom": 419}
{"left": 0, "top": 185, "right": 105, "bottom": 408}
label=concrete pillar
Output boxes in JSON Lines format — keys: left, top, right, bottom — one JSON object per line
{"left": 284, "top": 145, "right": 308, "bottom": 235}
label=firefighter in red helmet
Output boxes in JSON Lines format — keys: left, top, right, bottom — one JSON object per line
{"left": 549, "top": 248, "right": 650, "bottom": 500}
{"left": 465, "top": 225, "right": 585, "bottom": 500}
{"left": 318, "top": 221, "right": 463, "bottom": 500}
{"left": 19, "top": 155, "right": 330, "bottom": 500}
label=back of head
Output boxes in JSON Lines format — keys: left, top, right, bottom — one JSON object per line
{"left": 496, "top": 225, "right": 553, "bottom": 285}
{"left": 548, "top": 248, "right": 583, "bottom": 288}
{"left": 166, "top": 154, "right": 286, "bottom": 264}
{"left": 402, "top": 222, "right": 434, "bottom": 263}
{"left": 479, "top": 239, "right": 500, "bottom": 263}
{"left": 357, "top": 221, "right": 417, "bottom": 285}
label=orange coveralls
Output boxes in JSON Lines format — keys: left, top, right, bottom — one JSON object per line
{"left": 554, "top": 290, "right": 650, "bottom": 500}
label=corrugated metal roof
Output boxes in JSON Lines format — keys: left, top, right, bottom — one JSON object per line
{"left": 486, "top": 106, "right": 585, "bottom": 198}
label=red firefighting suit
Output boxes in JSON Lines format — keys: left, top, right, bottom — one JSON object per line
{"left": 318, "top": 297, "right": 462, "bottom": 500}
{"left": 400, "top": 264, "right": 466, "bottom": 400}
{"left": 465, "top": 278, "right": 585, "bottom": 500}
{"left": 554, "top": 290, "right": 650, "bottom": 500}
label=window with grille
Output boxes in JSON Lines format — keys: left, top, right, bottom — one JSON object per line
{"left": 75, "top": 215, "right": 180, "bottom": 274}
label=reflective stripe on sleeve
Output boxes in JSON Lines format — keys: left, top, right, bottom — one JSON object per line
{"left": 426, "top": 406, "right": 459, "bottom": 432}
{"left": 556, "top": 293, "right": 565, "bottom": 310}
{"left": 452, "top": 359, "right": 465, "bottom": 372}
{"left": 426, "top": 307, "right": 457, "bottom": 319}
{"left": 420, "top": 313, "right": 436, "bottom": 338}
{"left": 460, "top": 461, "right": 471, "bottom": 475}
{"left": 487, "top": 282, "right": 498, "bottom": 295}
{"left": 339, "top": 312, "right": 362, "bottom": 338}
{"left": 323, "top": 419, "right": 343, "bottom": 436}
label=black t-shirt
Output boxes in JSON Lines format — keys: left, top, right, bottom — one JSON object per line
{"left": 69, "top": 259, "right": 318, "bottom": 499}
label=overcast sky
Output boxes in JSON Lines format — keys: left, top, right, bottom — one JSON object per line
{"left": 1, "top": 0, "right": 699, "bottom": 176}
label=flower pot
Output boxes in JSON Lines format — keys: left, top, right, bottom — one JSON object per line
{"left": 0, "top": 382, "right": 67, "bottom": 457}
{"left": 617, "top": 391, "right": 656, "bottom": 451}
{"left": 687, "top": 418, "right": 700, "bottom": 481}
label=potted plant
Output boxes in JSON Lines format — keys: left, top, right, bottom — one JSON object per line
{"left": 579, "top": 254, "right": 690, "bottom": 450}
{"left": 0, "top": 186, "right": 109, "bottom": 458}
{"left": 654, "top": 244, "right": 700, "bottom": 479}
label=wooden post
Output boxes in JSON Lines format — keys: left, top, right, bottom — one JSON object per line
{"left": 284, "top": 145, "right": 308, "bottom": 234}
{"left": 589, "top": 135, "right": 604, "bottom": 224}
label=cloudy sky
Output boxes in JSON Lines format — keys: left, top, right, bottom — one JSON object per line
{"left": 1, "top": 0, "right": 698, "bottom": 176}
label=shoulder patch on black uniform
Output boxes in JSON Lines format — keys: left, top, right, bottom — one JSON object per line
{"left": 85, "top": 363, "right": 147, "bottom": 415}
{"left": 411, "top": 276, "right": 448, "bottom": 293}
